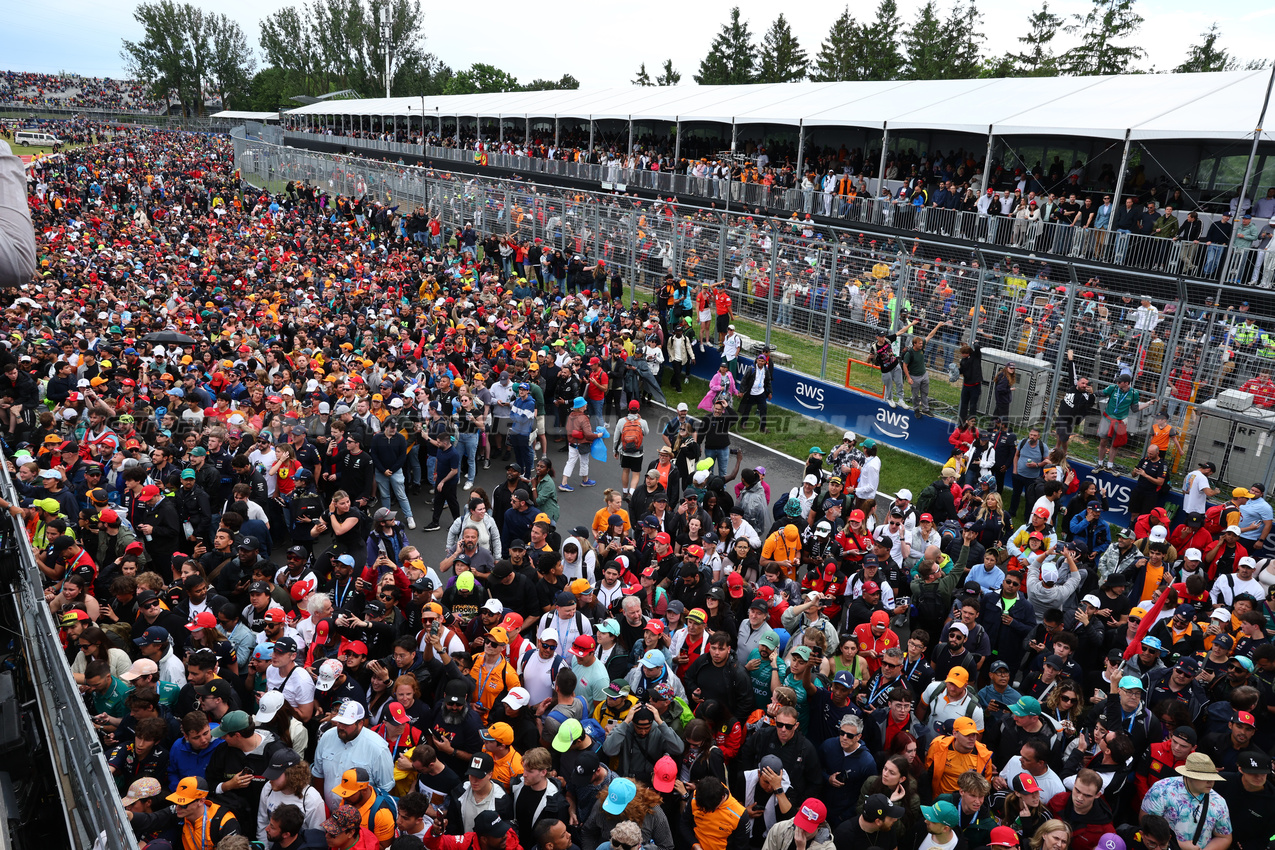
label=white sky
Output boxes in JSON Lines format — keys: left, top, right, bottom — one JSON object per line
{"left": 3, "top": 0, "right": 1272, "bottom": 87}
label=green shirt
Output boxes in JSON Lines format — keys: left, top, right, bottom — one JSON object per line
{"left": 901, "top": 346, "right": 927, "bottom": 378}
{"left": 92, "top": 676, "right": 132, "bottom": 719}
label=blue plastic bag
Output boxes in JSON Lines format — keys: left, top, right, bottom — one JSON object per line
{"left": 590, "top": 437, "right": 609, "bottom": 463}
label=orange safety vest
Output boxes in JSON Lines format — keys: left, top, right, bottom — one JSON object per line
{"left": 691, "top": 795, "right": 746, "bottom": 850}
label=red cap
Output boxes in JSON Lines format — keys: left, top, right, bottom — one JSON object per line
{"left": 727, "top": 573, "right": 745, "bottom": 596}
{"left": 645, "top": 620, "right": 665, "bottom": 635}
{"left": 1028, "top": 531, "right": 1045, "bottom": 541}
{"left": 339, "top": 639, "right": 368, "bottom": 656}
{"left": 1236, "top": 710, "right": 1257, "bottom": 727}
{"left": 686, "top": 544, "right": 704, "bottom": 558}
{"left": 120, "top": 378, "right": 135, "bottom": 387}
{"left": 387, "top": 701, "right": 409, "bottom": 724}
{"left": 823, "top": 563, "right": 837, "bottom": 577}
{"left": 262, "top": 608, "right": 285, "bottom": 624}
{"left": 652, "top": 755, "right": 677, "bottom": 793}
{"left": 989, "top": 826, "right": 1021, "bottom": 847}
{"left": 849, "top": 509, "right": 866, "bottom": 522}
{"left": 863, "top": 580, "right": 880, "bottom": 594}
{"left": 756, "top": 585, "right": 775, "bottom": 601}
{"left": 99, "top": 508, "right": 119, "bottom": 524}
{"left": 793, "top": 799, "right": 827, "bottom": 832}
{"left": 1033, "top": 507, "right": 1050, "bottom": 518}
{"left": 655, "top": 532, "right": 671, "bottom": 546}
{"left": 570, "top": 635, "right": 596, "bottom": 657}
{"left": 186, "top": 611, "right": 218, "bottom": 631}
{"left": 919, "top": 513, "right": 934, "bottom": 522}
{"left": 125, "top": 541, "right": 145, "bottom": 554}
{"left": 642, "top": 566, "right": 658, "bottom": 579}
{"left": 1014, "top": 772, "right": 1040, "bottom": 794}
{"left": 628, "top": 400, "right": 640, "bottom": 411}
{"left": 290, "top": 580, "right": 314, "bottom": 602}
{"left": 139, "top": 484, "right": 160, "bottom": 500}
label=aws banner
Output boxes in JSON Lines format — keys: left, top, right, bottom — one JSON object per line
{"left": 690, "top": 351, "right": 1181, "bottom": 524}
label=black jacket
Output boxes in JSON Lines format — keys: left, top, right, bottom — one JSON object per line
{"left": 683, "top": 653, "right": 754, "bottom": 722}
{"left": 737, "top": 726, "right": 823, "bottom": 800}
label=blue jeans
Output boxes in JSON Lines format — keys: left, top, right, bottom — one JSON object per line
{"left": 706, "top": 447, "right": 730, "bottom": 477}
{"left": 406, "top": 450, "right": 421, "bottom": 488}
{"left": 426, "top": 454, "right": 437, "bottom": 490}
{"left": 375, "top": 469, "right": 412, "bottom": 519}
{"left": 1204, "top": 243, "right": 1225, "bottom": 276}
{"left": 457, "top": 432, "right": 480, "bottom": 483}
{"left": 587, "top": 399, "right": 605, "bottom": 426}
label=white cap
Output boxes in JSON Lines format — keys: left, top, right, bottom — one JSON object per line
{"left": 1149, "top": 526, "right": 1168, "bottom": 542}
{"left": 389, "top": 398, "right": 404, "bottom": 408}
{"left": 306, "top": 379, "right": 320, "bottom": 393}
{"left": 502, "top": 687, "right": 531, "bottom": 709}
{"left": 76, "top": 378, "right": 90, "bottom": 388}
{"left": 332, "top": 700, "right": 366, "bottom": 724}
{"left": 316, "top": 658, "right": 343, "bottom": 691}
{"left": 1082, "top": 594, "right": 1101, "bottom": 608}
{"left": 948, "top": 622, "right": 969, "bottom": 636}
{"left": 1239, "top": 556, "right": 1258, "bottom": 569}
{"left": 318, "top": 402, "right": 331, "bottom": 414}
{"left": 843, "top": 431, "right": 856, "bottom": 441}
{"left": 281, "top": 386, "right": 294, "bottom": 396}
{"left": 693, "top": 470, "right": 710, "bottom": 484}
{"left": 254, "top": 690, "right": 285, "bottom": 723}
{"left": 677, "top": 402, "right": 689, "bottom": 412}
{"left": 482, "top": 598, "right": 503, "bottom": 614}
{"left": 803, "top": 474, "right": 819, "bottom": 486}
{"left": 1184, "top": 548, "right": 1203, "bottom": 561}
{"left": 540, "top": 627, "right": 560, "bottom": 644}
{"left": 896, "top": 489, "right": 913, "bottom": 501}
{"left": 1041, "top": 564, "right": 1060, "bottom": 583}
{"left": 1226, "top": 524, "right": 1243, "bottom": 535}
{"left": 1212, "top": 607, "right": 1232, "bottom": 621}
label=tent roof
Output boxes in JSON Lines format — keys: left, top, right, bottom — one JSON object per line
{"left": 212, "top": 110, "right": 279, "bottom": 121}
{"left": 284, "top": 71, "right": 1273, "bottom": 142}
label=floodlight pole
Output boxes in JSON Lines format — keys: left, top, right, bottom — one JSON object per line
{"left": 383, "top": 4, "right": 392, "bottom": 99}
{"left": 1223, "top": 62, "right": 1275, "bottom": 284}
{"left": 877, "top": 125, "right": 889, "bottom": 195}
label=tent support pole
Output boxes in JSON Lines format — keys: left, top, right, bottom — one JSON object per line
{"left": 628, "top": 118, "right": 634, "bottom": 157}
{"left": 1224, "top": 62, "right": 1275, "bottom": 282}
{"left": 1106, "top": 131, "right": 1133, "bottom": 233}
{"left": 588, "top": 119, "right": 595, "bottom": 156}
{"left": 554, "top": 117, "right": 560, "bottom": 148}
{"left": 795, "top": 121, "right": 805, "bottom": 179}
{"left": 877, "top": 126, "right": 889, "bottom": 195}
{"left": 983, "top": 126, "right": 995, "bottom": 190}
{"left": 674, "top": 119, "right": 682, "bottom": 168}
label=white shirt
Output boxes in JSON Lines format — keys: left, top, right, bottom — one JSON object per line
{"left": 1031, "top": 496, "right": 1056, "bottom": 522}
{"left": 1183, "top": 469, "right": 1210, "bottom": 515}
{"left": 856, "top": 456, "right": 881, "bottom": 499}
{"left": 919, "top": 830, "right": 960, "bottom": 850}
{"left": 266, "top": 661, "right": 317, "bottom": 709}
{"left": 519, "top": 652, "right": 559, "bottom": 705}
{"left": 1212, "top": 572, "right": 1264, "bottom": 606}
{"left": 1000, "top": 756, "right": 1066, "bottom": 801}
{"left": 723, "top": 333, "right": 742, "bottom": 359}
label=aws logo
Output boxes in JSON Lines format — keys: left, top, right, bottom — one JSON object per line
{"left": 874, "top": 408, "right": 911, "bottom": 440}
{"left": 795, "top": 382, "right": 825, "bottom": 411}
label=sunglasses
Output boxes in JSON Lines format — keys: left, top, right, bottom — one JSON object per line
{"left": 775, "top": 721, "right": 797, "bottom": 730}
{"left": 839, "top": 730, "right": 860, "bottom": 738}
{"left": 141, "top": 601, "right": 159, "bottom": 609}
{"left": 1059, "top": 695, "right": 1076, "bottom": 704}
{"left": 882, "top": 660, "right": 902, "bottom": 669}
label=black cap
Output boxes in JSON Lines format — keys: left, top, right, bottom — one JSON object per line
{"left": 472, "top": 809, "right": 508, "bottom": 838}
{"left": 238, "top": 535, "right": 261, "bottom": 551}
{"left": 194, "top": 679, "right": 233, "bottom": 701}
{"left": 248, "top": 580, "right": 271, "bottom": 595}
{"left": 1239, "top": 750, "right": 1270, "bottom": 774}
{"left": 509, "top": 539, "right": 527, "bottom": 550}
{"left": 273, "top": 636, "right": 299, "bottom": 654}
{"left": 864, "top": 793, "right": 906, "bottom": 821}
{"left": 1172, "top": 726, "right": 1199, "bottom": 745}
{"left": 513, "top": 488, "right": 531, "bottom": 502}
{"left": 287, "top": 545, "right": 307, "bottom": 559}
{"left": 505, "top": 463, "right": 522, "bottom": 474}
{"left": 410, "top": 577, "right": 434, "bottom": 593}
{"left": 263, "top": 748, "right": 302, "bottom": 780}
{"left": 465, "top": 752, "right": 495, "bottom": 778}
{"left": 364, "top": 600, "right": 386, "bottom": 616}
{"left": 568, "top": 749, "right": 601, "bottom": 780}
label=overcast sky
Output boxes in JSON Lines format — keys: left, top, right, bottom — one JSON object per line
{"left": 3, "top": 0, "right": 1273, "bottom": 87}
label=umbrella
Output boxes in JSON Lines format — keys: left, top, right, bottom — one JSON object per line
{"left": 140, "top": 331, "right": 197, "bottom": 345}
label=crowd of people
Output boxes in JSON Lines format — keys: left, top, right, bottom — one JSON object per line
{"left": 294, "top": 119, "right": 1274, "bottom": 282}
{"left": 7, "top": 125, "right": 1275, "bottom": 850}
{"left": 0, "top": 70, "right": 167, "bottom": 113}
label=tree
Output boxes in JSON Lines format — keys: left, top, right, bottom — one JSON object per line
{"left": 756, "top": 14, "right": 808, "bottom": 83}
{"left": 1011, "top": 3, "right": 1064, "bottom": 76}
{"left": 121, "top": 0, "right": 207, "bottom": 116}
{"left": 205, "top": 13, "right": 255, "bottom": 109}
{"left": 633, "top": 63, "right": 653, "bottom": 86}
{"left": 247, "top": 66, "right": 292, "bottom": 111}
{"left": 259, "top": 5, "right": 320, "bottom": 94}
{"left": 810, "top": 7, "right": 860, "bottom": 82}
{"left": 858, "top": 0, "right": 905, "bottom": 81}
{"left": 1175, "top": 23, "right": 1237, "bottom": 73}
{"left": 902, "top": 1, "right": 945, "bottom": 80}
{"left": 1061, "top": 0, "right": 1145, "bottom": 76}
{"left": 656, "top": 59, "right": 681, "bottom": 86}
{"left": 445, "top": 63, "right": 520, "bottom": 95}
{"left": 694, "top": 7, "right": 757, "bottom": 85}
{"left": 521, "top": 74, "right": 580, "bottom": 91}
{"left": 941, "top": 2, "right": 985, "bottom": 79}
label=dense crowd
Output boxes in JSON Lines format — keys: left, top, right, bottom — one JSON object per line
{"left": 7, "top": 127, "right": 1275, "bottom": 850}
{"left": 0, "top": 70, "right": 167, "bottom": 113}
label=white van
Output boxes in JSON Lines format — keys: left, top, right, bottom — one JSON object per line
{"left": 13, "top": 130, "right": 60, "bottom": 147}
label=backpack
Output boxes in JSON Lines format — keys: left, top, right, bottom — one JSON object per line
{"left": 916, "top": 481, "right": 942, "bottom": 515}
{"left": 519, "top": 644, "right": 566, "bottom": 680}
{"left": 367, "top": 786, "right": 398, "bottom": 823}
{"left": 1205, "top": 502, "right": 1234, "bottom": 536}
{"left": 621, "top": 418, "right": 644, "bottom": 453}
{"left": 913, "top": 580, "right": 946, "bottom": 624}
{"left": 772, "top": 492, "right": 790, "bottom": 522}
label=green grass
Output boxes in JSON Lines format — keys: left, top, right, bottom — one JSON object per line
{"left": 663, "top": 375, "right": 941, "bottom": 498}
{"left": 7, "top": 140, "right": 87, "bottom": 158}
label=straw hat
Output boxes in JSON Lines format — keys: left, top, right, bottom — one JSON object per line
{"left": 1175, "top": 752, "right": 1224, "bottom": 781}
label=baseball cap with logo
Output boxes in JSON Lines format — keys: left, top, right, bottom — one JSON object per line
{"left": 322, "top": 805, "right": 362, "bottom": 837}
{"left": 316, "top": 659, "right": 343, "bottom": 691}
{"left": 794, "top": 799, "right": 828, "bottom": 833}
{"left": 652, "top": 755, "right": 677, "bottom": 793}
{"left": 167, "top": 776, "right": 209, "bottom": 806}
{"left": 921, "top": 800, "right": 961, "bottom": 827}
{"left": 1239, "top": 751, "right": 1271, "bottom": 774}
{"left": 502, "top": 687, "right": 531, "bottom": 710}
{"left": 603, "top": 777, "right": 636, "bottom": 815}
{"left": 465, "top": 752, "right": 495, "bottom": 778}
{"left": 989, "top": 826, "right": 1021, "bottom": 847}
{"left": 1013, "top": 772, "right": 1040, "bottom": 794}
{"left": 1096, "top": 835, "right": 1126, "bottom": 850}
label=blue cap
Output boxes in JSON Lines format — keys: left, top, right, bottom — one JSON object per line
{"left": 1140, "top": 635, "right": 1163, "bottom": 651}
{"left": 133, "top": 626, "right": 169, "bottom": 647}
{"left": 1118, "top": 675, "right": 1145, "bottom": 691}
{"left": 640, "top": 650, "right": 665, "bottom": 669}
{"left": 603, "top": 778, "right": 636, "bottom": 815}
{"left": 253, "top": 642, "right": 275, "bottom": 660}
{"left": 833, "top": 670, "right": 855, "bottom": 688}
{"left": 336, "top": 554, "right": 355, "bottom": 567}
{"left": 572, "top": 397, "right": 586, "bottom": 409}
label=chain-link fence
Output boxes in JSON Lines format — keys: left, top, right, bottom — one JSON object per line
{"left": 236, "top": 135, "right": 1275, "bottom": 492}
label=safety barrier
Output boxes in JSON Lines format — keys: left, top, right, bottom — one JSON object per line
{"left": 234, "top": 134, "right": 1275, "bottom": 496}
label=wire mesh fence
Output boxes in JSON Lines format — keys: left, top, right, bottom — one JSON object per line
{"left": 235, "top": 135, "right": 1275, "bottom": 492}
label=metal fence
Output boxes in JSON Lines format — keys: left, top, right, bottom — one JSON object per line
{"left": 237, "top": 135, "right": 1275, "bottom": 491}
{"left": 284, "top": 130, "right": 1268, "bottom": 287}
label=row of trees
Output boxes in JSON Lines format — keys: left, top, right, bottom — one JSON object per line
{"left": 122, "top": 0, "right": 579, "bottom": 114}
{"left": 684, "top": 0, "right": 1261, "bottom": 87}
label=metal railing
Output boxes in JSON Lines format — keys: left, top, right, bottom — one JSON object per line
{"left": 0, "top": 450, "right": 137, "bottom": 850}
{"left": 237, "top": 135, "right": 1275, "bottom": 491}
{"left": 282, "top": 129, "right": 1267, "bottom": 287}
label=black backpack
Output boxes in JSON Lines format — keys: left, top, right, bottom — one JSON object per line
{"left": 916, "top": 481, "right": 942, "bottom": 515}
{"left": 914, "top": 580, "right": 946, "bottom": 624}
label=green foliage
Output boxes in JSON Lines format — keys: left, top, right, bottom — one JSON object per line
{"left": 941, "top": 2, "right": 986, "bottom": 79}
{"left": 444, "top": 63, "right": 519, "bottom": 95}
{"left": 656, "top": 60, "right": 682, "bottom": 86}
{"left": 858, "top": 0, "right": 906, "bottom": 81}
{"left": 521, "top": 74, "right": 580, "bottom": 92}
{"left": 756, "top": 14, "right": 809, "bottom": 83}
{"left": 810, "top": 7, "right": 860, "bottom": 82}
{"left": 1061, "top": 0, "right": 1145, "bottom": 76}
{"left": 902, "top": 1, "right": 945, "bottom": 80}
{"left": 1011, "top": 3, "right": 1064, "bottom": 77}
{"left": 694, "top": 7, "right": 757, "bottom": 85}
{"left": 633, "top": 63, "right": 653, "bottom": 87}
{"left": 121, "top": 0, "right": 215, "bottom": 116}
{"left": 246, "top": 67, "right": 294, "bottom": 112}
{"left": 1175, "top": 23, "right": 1238, "bottom": 73}
{"left": 206, "top": 12, "right": 256, "bottom": 108}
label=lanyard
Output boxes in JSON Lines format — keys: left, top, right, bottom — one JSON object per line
{"left": 332, "top": 578, "right": 353, "bottom": 609}
{"left": 477, "top": 661, "right": 505, "bottom": 700}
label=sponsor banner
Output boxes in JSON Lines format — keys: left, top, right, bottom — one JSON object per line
{"left": 689, "top": 349, "right": 1180, "bottom": 524}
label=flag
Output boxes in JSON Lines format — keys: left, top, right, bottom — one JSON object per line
{"left": 1122, "top": 582, "right": 1172, "bottom": 661}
